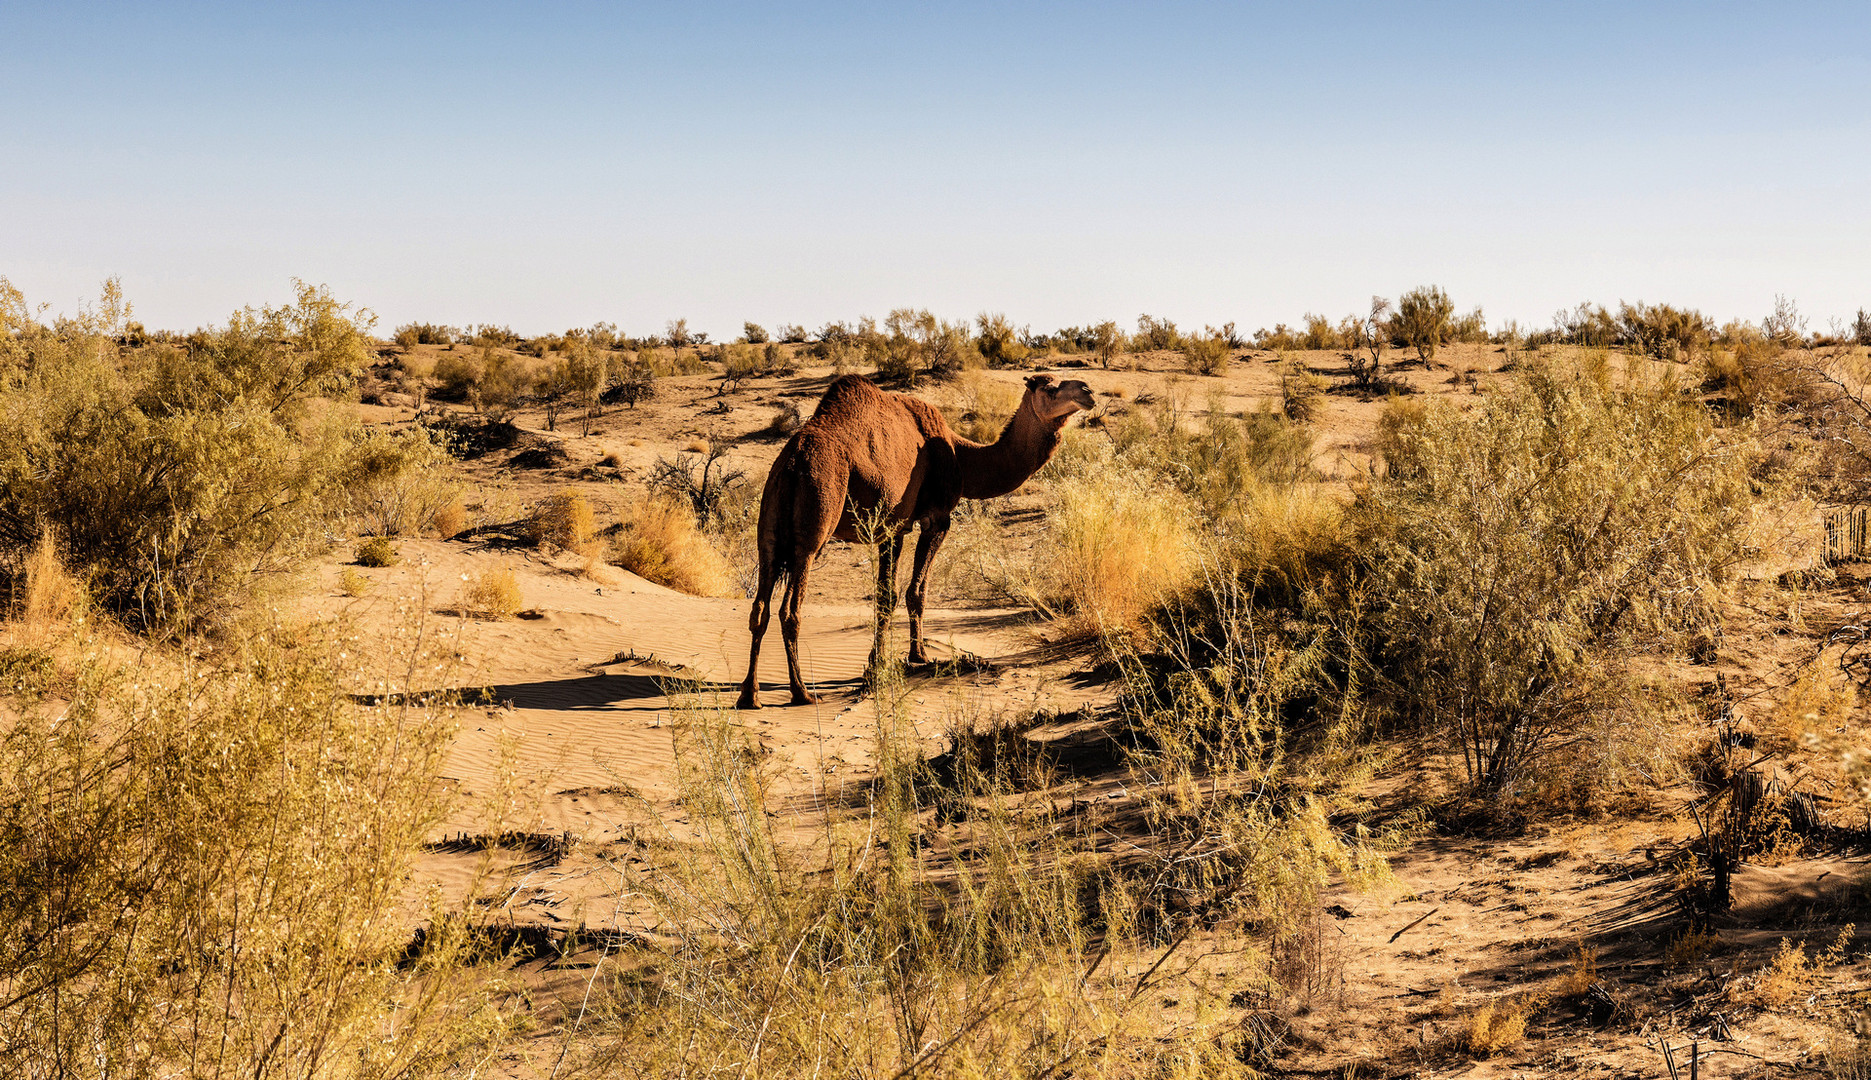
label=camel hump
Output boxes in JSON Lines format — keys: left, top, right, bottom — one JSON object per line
{"left": 807, "top": 374, "right": 951, "bottom": 439}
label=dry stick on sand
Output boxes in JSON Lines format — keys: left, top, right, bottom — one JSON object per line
{"left": 1388, "top": 907, "right": 1441, "bottom": 944}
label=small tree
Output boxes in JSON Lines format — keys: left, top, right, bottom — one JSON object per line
{"left": 742, "top": 322, "right": 770, "bottom": 345}
{"left": 1092, "top": 320, "right": 1124, "bottom": 369}
{"left": 975, "top": 312, "right": 1027, "bottom": 368}
{"left": 1344, "top": 296, "right": 1392, "bottom": 387}
{"left": 1394, "top": 285, "right": 1454, "bottom": 364}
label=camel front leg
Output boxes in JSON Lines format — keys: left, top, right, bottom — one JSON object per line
{"left": 906, "top": 515, "right": 950, "bottom": 665}
{"left": 867, "top": 533, "right": 905, "bottom": 675}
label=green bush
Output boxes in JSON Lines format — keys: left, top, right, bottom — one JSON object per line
{"left": 1394, "top": 285, "right": 1454, "bottom": 363}
{"left": 1134, "top": 314, "right": 1181, "bottom": 351}
{"left": 0, "top": 281, "right": 410, "bottom": 634}
{"left": 1181, "top": 330, "right": 1230, "bottom": 376}
{"left": 0, "top": 626, "right": 506, "bottom": 1074}
{"left": 1361, "top": 360, "right": 1752, "bottom": 798}
{"left": 354, "top": 535, "right": 400, "bottom": 567}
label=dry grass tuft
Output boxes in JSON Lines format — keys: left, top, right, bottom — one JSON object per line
{"left": 604, "top": 500, "right": 737, "bottom": 597}
{"left": 459, "top": 566, "right": 523, "bottom": 618}
{"left": 431, "top": 500, "right": 468, "bottom": 538}
{"left": 1035, "top": 457, "right": 1197, "bottom": 642}
{"left": 526, "top": 489, "right": 595, "bottom": 549}
{"left": 15, "top": 528, "right": 79, "bottom": 633}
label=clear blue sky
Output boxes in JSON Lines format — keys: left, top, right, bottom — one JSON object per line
{"left": 3, "top": 1, "right": 1867, "bottom": 337}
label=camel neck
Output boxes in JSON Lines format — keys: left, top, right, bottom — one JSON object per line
{"left": 956, "top": 398, "right": 1063, "bottom": 500}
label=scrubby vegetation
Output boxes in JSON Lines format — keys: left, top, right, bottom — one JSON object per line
{"left": 7, "top": 272, "right": 1871, "bottom": 1076}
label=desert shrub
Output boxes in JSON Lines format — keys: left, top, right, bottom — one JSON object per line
{"left": 1091, "top": 320, "right": 1126, "bottom": 368}
{"left": 741, "top": 321, "right": 769, "bottom": 344}
{"left": 602, "top": 499, "right": 736, "bottom": 596}
{"left": 339, "top": 566, "right": 370, "bottom": 596}
{"left": 1763, "top": 294, "right": 1808, "bottom": 347}
{"left": 354, "top": 535, "right": 400, "bottom": 567}
{"left": 1253, "top": 323, "right": 1300, "bottom": 350}
{"left": 767, "top": 399, "right": 804, "bottom": 435}
{"left": 433, "top": 350, "right": 483, "bottom": 400}
{"left": 1280, "top": 356, "right": 1325, "bottom": 422}
{"left": 526, "top": 489, "right": 596, "bottom": 549}
{"left": 475, "top": 350, "right": 534, "bottom": 420}
{"left": 1361, "top": 360, "right": 1754, "bottom": 797}
{"left": 1182, "top": 330, "right": 1230, "bottom": 376}
{"left": 1298, "top": 313, "right": 1338, "bottom": 350}
{"left": 649, "top": 444, "right": 747, "bottom": 529}
{"left": 948, "top": 369, "right": 1021, "bottom": 443}
{"left": 393, "top": 322, "right": 456, "bottom": 347}
{"left": 975, "top": 312, "right": 1027, "bottom": 368}
{"left": 0, "top": 623, "right": 506, "bottom": 1075}
{"left": 1023, "top": 452, "right": 1198, "bottom": 641}
{"left": 1134, "top": 313, "right": 1181, "bottom": 351}
{"left": 468, "top": 323, "right": 520, "bottom": 348}
{"left": 1461, "top": 995, "right": 1536, "bottom": 1056}
{"left": 339, "top": 424, "right": 458, "bottom": 536}
{"left": 139, "top": 281, "right": 375, "bottom": 419}
{"left": 8, "top": 528, "right": 81, "bottom": 634}
{"left": 460, "top": 567, "right": 522, "bottom": 618}
{"left": 605, "top": 350, "right": 658, "bottom": 407}
{"left": 0, "top": 333, "right": 346, "bottom": 632}
{"left": 717, "top": 342, "right": 762, "bottom": 391}
{"left": 1700, "top": 332, "right": 1791, "bottom": 417}
{"left": 664, "top": 318, "right": 694, "bottom": 347}
{"left": 1618, "top": 301, "right": 1711, "bottom": 360}
{"left": 1394, "top": 285, "right": 1454, "bottom": 363}
{"left": 775, "top": 323, "right": 808, "bottom": 344}
{"left": 1449, "top": 305, "right": 1488, "bottom": 345}
{"left": 1553, "top": 301, "right": 1619, "bottom": 347}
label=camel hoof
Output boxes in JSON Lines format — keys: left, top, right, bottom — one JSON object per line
{"left": 790, "top": 691, "right": 821, "bottom": 706}
{"left": 735, "top": 692, "right": 761, "bottom": 710}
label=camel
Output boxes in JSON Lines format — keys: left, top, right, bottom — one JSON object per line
{"left": 737, "top": 372, "right": 1096, "bottom": 708}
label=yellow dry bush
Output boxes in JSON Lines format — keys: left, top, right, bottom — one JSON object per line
{"left": 1736, "top": 927, "right": 1852, "bottom": 1009}
{"left": 339, "top": 567, "right": 370, "bottom": 597}
{"left": 948, "top": 369, "right": 1021, "bottom": 443}
{"left": 1666, "top": 926, "right": 1719, "bottom": 968}
{"left": 460, "top": 566, "right": 523, "bottom": 618}
{"left": 527, "top": 489, "right": 595, "bottom": 549}
{"left": 605, "top": 499, "right": 737, "bottom": 597}
{"left": 1463, "top": 993, "right": 1539, "bottom": 1056}
{"left": 431, "top": 500, "right": 468, "bottom": 538}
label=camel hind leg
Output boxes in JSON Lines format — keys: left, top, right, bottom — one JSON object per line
{"left": 778, "top": 468, "right": 843, "bottom": 706}
{"left": 736, "top": 558, "right": 781, "bottom": 709}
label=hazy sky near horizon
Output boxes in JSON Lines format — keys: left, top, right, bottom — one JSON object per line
{"left": 3, "top": 1, "right": 1868, "bottom": 337}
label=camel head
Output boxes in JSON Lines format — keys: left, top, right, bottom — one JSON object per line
{"left": 1023, "top": 374, "right": 1096, "bottom": 423}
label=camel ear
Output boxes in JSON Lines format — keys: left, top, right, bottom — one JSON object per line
{"left": 1023, "top": 374, "right": 1055, "bottom": 391}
